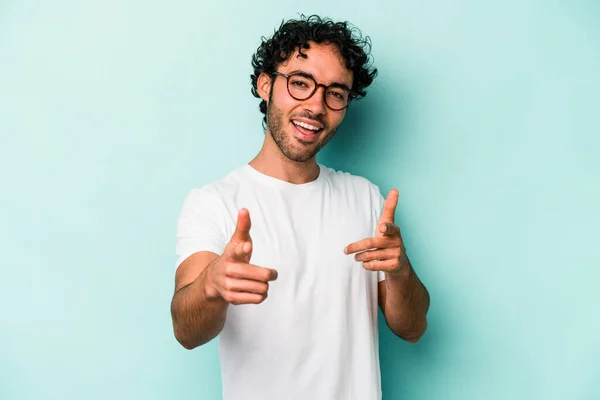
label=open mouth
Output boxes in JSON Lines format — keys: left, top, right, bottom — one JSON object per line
{"left": 291, "top": 119, "right": 324, "bottom": 142}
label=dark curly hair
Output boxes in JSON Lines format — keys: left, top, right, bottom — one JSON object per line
{"left": 250, "top": 15, "right": 378, "bottom": 126}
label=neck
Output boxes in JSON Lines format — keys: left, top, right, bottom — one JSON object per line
{"left": 248, "top": 131, "right": 320, "bottom": 185}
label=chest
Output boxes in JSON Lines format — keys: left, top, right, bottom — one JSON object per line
{"left": 226, "top": 190, "right": 375, "bottom": 297}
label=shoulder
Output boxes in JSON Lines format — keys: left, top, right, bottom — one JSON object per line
{"left": 319, "top": 164, "right": 383, "bottom": 198}
{"left": 181, "top": 164, "right": 248, "bottom": 206}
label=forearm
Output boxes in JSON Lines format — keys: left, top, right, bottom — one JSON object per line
{"left": 171, "top": 265, "right": 228, "bottom": 349}
{"left": 383, "top": 256, "right": 430, "bottom": 342}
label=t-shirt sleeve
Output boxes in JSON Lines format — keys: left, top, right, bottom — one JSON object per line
{"left": 174, "top": 187, "right": 229, "bottom": 270}
{"left": 374, "top": 186, "right": 386, "bottom": 283}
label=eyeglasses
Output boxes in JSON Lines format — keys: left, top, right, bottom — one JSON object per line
{"left": 271, "top": 72, "right": 353, "bottom": 111}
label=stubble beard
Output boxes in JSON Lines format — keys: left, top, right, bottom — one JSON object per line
{"left": 265, "top": 97, "right": 337, "bottom": 163}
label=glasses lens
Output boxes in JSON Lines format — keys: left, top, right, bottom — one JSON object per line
{"left": 285, "top": 73, "right": 350, "bottom": 110}
{"left": 287, "top": 75, "right": 316, "bottom": 100}
{"left": 325, "top": 87, "right": 350, "bottom": 110}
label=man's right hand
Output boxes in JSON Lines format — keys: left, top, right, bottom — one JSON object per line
{"left": 204, "top": 208, "right": 278, "bottom": 305}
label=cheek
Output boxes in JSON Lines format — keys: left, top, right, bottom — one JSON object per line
{"left": 327, "top": 111, "right": 346, "bottom": 130}
{"left": 272, "top": 86, "right": 296, "bottom": 109}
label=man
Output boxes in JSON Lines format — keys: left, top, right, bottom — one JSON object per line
{"left": 170, "top": 15, "right": 430, "bottom": 400}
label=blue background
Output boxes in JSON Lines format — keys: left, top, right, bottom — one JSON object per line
{"left": 1, "top": 0, "right": 599, "bottom": 399}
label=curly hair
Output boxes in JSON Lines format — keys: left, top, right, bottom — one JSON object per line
{"left": 250, "top": 15, "right": 378, "bottom": 126}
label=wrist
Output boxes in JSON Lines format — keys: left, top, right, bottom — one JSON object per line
{"left": 385, "top": 254, "right": 411, "bottom": 281}
{"left": 201, "top": 260, "right": 222, "bottom": 301}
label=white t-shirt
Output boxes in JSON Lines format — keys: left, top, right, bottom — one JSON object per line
{"left": 175, "top": 163, "right": 386, "bottom": 400}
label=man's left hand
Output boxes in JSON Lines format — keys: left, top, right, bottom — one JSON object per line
{"left": 344, "top": 189, "right": 409, "bottom": 276}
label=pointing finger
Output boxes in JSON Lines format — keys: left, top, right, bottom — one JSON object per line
{"left": 267, "top": 268, "right": 278, "bottom": 281}
{"left": 226, "top": 263, "right": 278, "bottom": 282}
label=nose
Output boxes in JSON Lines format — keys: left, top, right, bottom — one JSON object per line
{"left": 302, "top": 85, "right": 327, "bottom": 115}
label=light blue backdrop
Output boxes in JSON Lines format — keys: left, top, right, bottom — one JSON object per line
{"left": 1, "top": 0, "right": 598, "bottom": 399}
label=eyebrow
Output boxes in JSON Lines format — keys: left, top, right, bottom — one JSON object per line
{"left": 287, "top": 69, "right": 352, "bottom": 92}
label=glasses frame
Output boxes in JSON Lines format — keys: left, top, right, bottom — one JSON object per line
{"left": 271, "top": 71, "right": 354, "bottom": 111}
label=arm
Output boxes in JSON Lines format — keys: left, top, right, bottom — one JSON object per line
{"left": 378, "top": 255, "right": 430, "bottom": 342}
{"left": 346, "top": 188, "right": 430, "bottom": 343}
{"left": 170, "top": 208, "right": 277, "bottom": 350}
{"left": 171, "top": 251, "right": 228, "bottom": 349}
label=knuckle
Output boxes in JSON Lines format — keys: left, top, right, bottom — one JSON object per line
{"left": 223, "top": 262, "right": 234, "bottom": 276}
{"left": 223, "top": 278, "right": 234, "bottom": 291}
{"left": 223, "top": 292, "right": 235, "bottom": 303}
{"left": 231, "top": 294, "right": 245, "bottom": 305}
{"left": 227, "top": 263, "right": 244, "bottom": 278}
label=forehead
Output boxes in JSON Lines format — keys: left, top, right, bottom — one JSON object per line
{"left": 279, "top": 42, "right": 353, "bottom": 87}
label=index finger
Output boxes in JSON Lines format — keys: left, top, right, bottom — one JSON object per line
{"left": 228, "top": 262, "right": 278, "bottom": 282}
{"left": 344, "top": 237, "right": 386, "bottom": 255}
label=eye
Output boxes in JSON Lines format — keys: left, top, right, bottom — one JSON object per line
{"left": 292, "top": 80, "right": 308, "bottom": 88}
{"left": 328, "top": 91, "right": 344, "bottom": 99}
{"left": 288, "top": 74, "right": 315, "bottom": 89}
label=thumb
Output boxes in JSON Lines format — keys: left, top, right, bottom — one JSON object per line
{"left": 228, "top": 240, "right": 252, "bottom": 261}
{"left": 231, "top": 208, "right": 252, "bottom": 243}
{"left": 226, "top": 208, "right": 253, "bottom": 261}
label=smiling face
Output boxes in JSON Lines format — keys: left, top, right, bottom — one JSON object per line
{"left": 257, "top": 42, "right": 354, "bottom": 163}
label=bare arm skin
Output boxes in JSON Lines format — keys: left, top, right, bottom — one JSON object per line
{"left": 346, "top": 189, "right": 430, "bottom": 343}
{"left": 171, "top": 251, "right": 227, "bottom": 349}
{"left": 378, "top": 256, "right": 430, "bottom": 342}
{"left": 170, "top": 208, "right": 278, "bottom": 350}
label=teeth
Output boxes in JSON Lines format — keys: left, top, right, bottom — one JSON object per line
{"left": 293, "top": 121, "right": 320, "bottom": 131}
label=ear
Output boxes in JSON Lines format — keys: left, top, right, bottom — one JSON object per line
{"left": 257, "top": 72, "right": 272, "bottom": 102}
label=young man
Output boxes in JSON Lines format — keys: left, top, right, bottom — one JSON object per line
{"left": 170, "top": 15, "right": 430, "bottom": 400}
